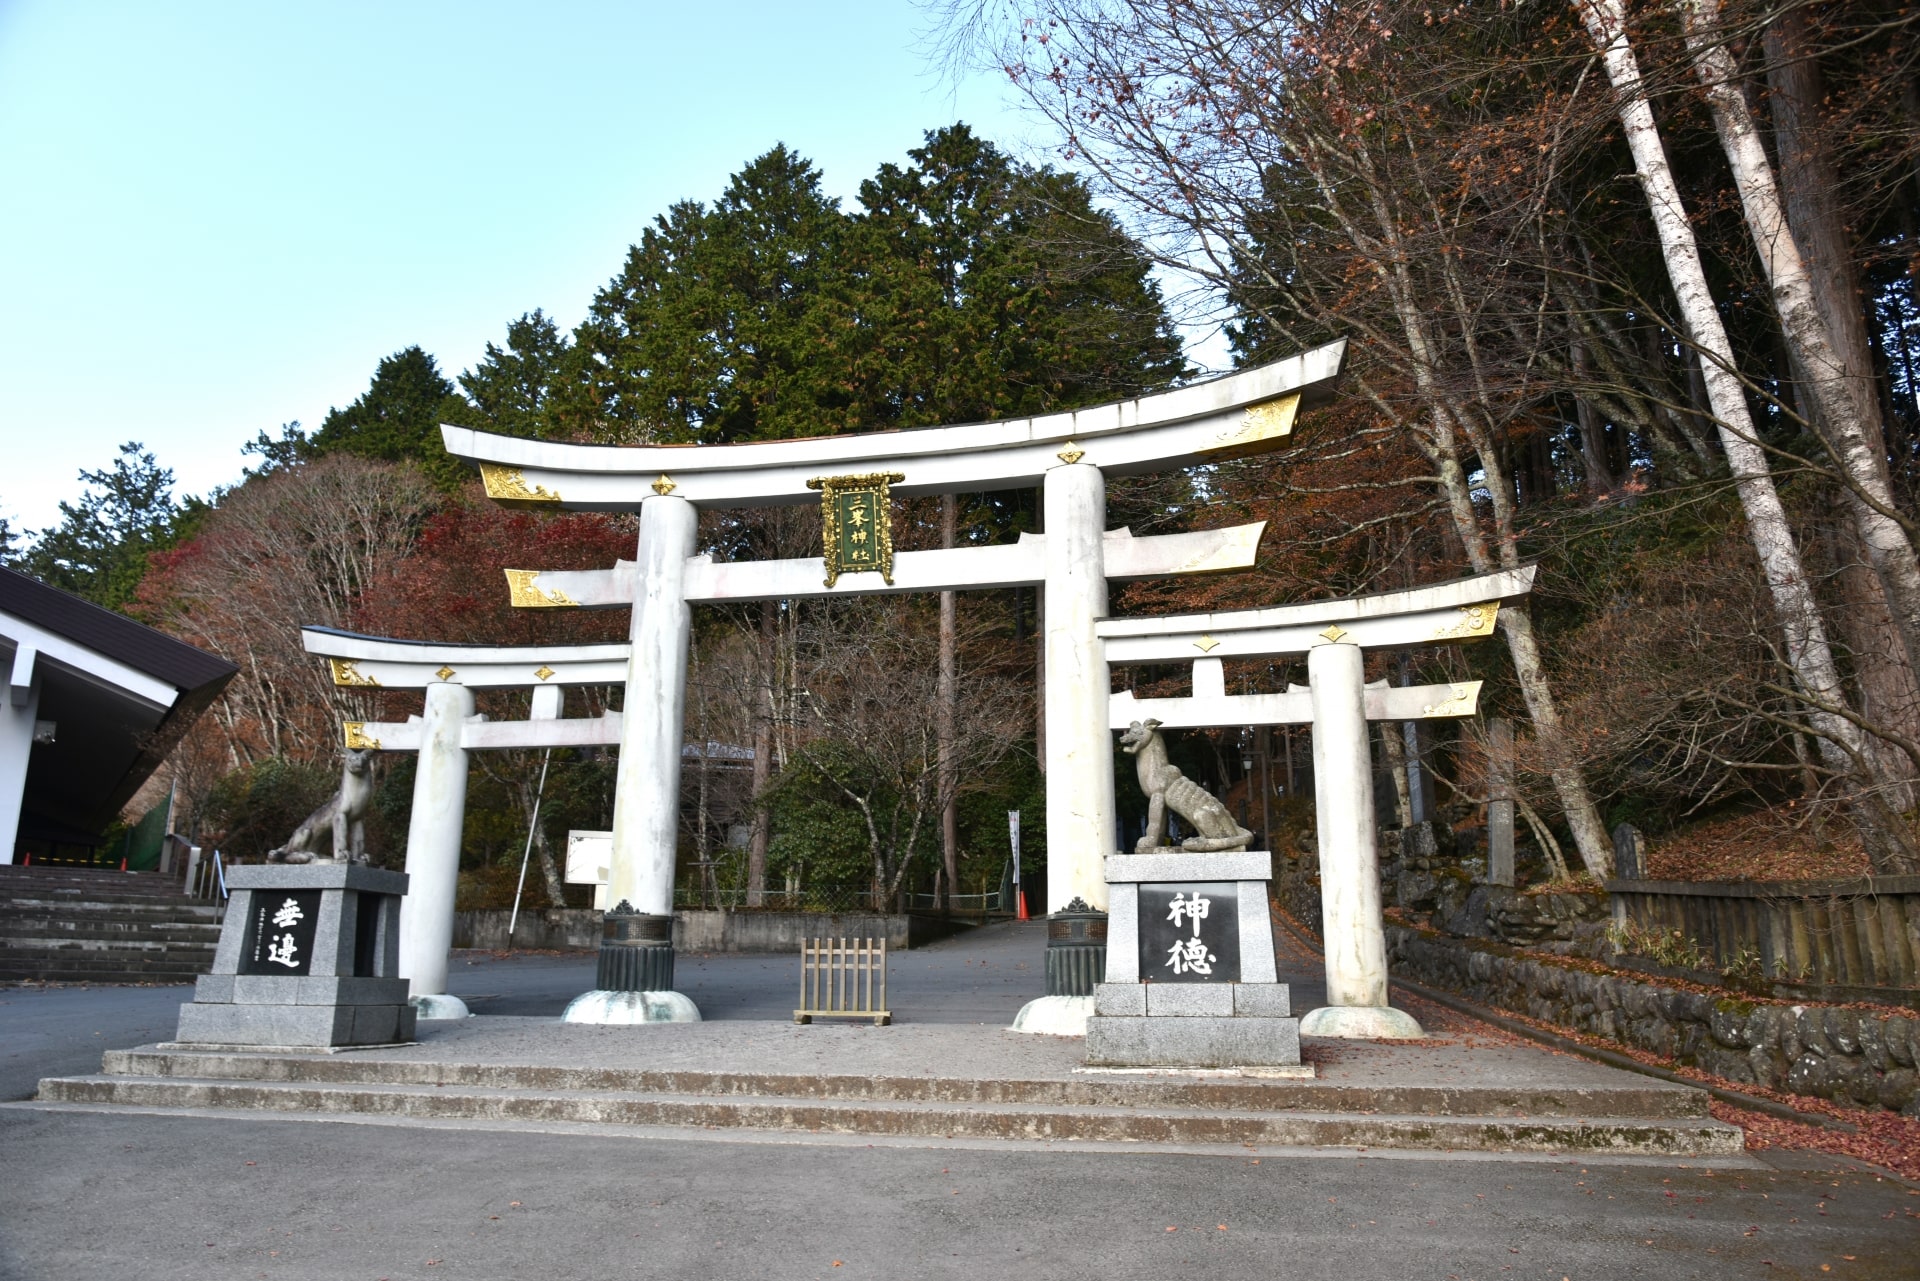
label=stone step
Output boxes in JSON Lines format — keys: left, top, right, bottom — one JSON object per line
{"left": 0, "top": 869, "right": 193, "bottom": 893}
{"left": 34, "top": 1073, "right": 1744, "bottom": 1155}
{"left": 0, "top": 934, "right": 218, "bottom": 953}
{"left": 0, "top": 955, "right": 210, "bottom": 981}
{"left": 0, "top": 920, "right": 222, "bottom": 940}
{"left": 0, "top": 895, "right": 223, "bottom": 917}
{"left": 97, "top": 1048, "right": 1709, "bottom": 1120}
{"left": 0, "top": 952, "right": 211, "bottom": 971}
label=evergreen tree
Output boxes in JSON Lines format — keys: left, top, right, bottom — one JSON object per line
{"left": 849, "top": 124, "right": 1186, "bottom": 429}
{"left": 458, "top": 310, "right": 571, "bottom": 439}
{"left": 241, "top": 422, "right": 314, "bottom": 478}
{"left": 556, "top": 144, "right": 855, "bottom": 444}
{"left": 21, "top": 442, "right": 201, "bottom": 611}
{"left": 553, "top": 132, "right": 1184, "bottom": 448}
{"left": 310, "top": 346, "right": 469, "bottom": 488}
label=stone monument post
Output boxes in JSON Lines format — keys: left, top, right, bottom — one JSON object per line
{"left": 175, "top": 863, "right": 414, "bottom": 1048}
{"left": 1487, "top": 717, "right": 1516, "bottom": 888}
{"left": 1084, "top": 850, "right": 1305, "bottom": 1069}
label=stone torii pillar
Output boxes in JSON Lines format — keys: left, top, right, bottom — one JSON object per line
{"left": 1099, "top": 567, "right": 1535, "bottom": 1038}
{"left": 1043, "top": 461, "right": 1115, "bottom": 916}
{"left": 304, "top": 629, "right": 628, "bottom": 1019}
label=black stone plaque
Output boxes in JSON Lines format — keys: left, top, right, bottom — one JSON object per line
{"left": 239, "top": 889, "right": 323, "bottom": 976}
{"left": 1138, "top": 882, "right": 1240, "bottom": 983}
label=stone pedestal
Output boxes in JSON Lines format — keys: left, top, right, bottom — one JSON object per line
{"left": 561, "top": 901, "right": 699, "bottom": 1025}
{"left": 1084, "top": 851, "right": 1304, "bottom": 1069}
{"left": 1044, "top": 898, "right": 1107, "bottom": 995}
{"left": 175, "top": 863, "right": 415, "bottom": 1049}
{"left": 596, "top": 904, "right": 675, "bottom": 990}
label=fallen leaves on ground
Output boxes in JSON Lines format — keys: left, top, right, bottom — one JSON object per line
{"left": 1644, "top": 810, "right": 1867, "bottom": 881}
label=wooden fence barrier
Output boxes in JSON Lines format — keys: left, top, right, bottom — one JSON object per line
{"left": 795, "top": 936, "right": 891, "bottom": 1025}
{"left": 1607, "top": 876, "right": 1920, "bottom": 1004}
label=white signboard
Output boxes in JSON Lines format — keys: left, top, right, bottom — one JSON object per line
{"left": 565, "top": 829, "right": 613, "bottom": 910}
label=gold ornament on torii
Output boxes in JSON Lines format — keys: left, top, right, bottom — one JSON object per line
{"left": 807, "top": 472, "right": 905, "bottom": 588}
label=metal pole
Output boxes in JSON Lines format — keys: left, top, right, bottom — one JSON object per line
{"left": 1008, "top": 809, "right": 1026, "bottom": 920}
{"left": 507, "top": 749, "right": 554, "bottom": 939}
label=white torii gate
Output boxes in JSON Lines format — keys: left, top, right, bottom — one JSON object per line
{"left": 1097, "top": 567, "right": 1536, "bottom": 1038}
{"left": 303, "top": 627, "right": 627, "bottom": 1017}
{"left": 441, "top": 340, "right": 1347, "bottom": 1024}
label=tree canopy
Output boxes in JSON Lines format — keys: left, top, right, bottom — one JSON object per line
{"left": 18, "top": 442, "right": 202, "bottom": 611}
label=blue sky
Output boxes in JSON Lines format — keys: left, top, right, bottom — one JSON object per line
{"left": 0, "top": 1, "right": 1065, "bottom": 530}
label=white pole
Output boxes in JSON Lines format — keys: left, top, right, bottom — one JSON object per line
{"left": 0, "top": 644, "right": 40, "bottom": 865}
{"left": 507, "top": 748, "right": 553, "bottom": 938}
{"left": 1007, "top": 809, "right": 1021, "bottom": 890}
{"left": 608, "top": 493, "right": 697, "bottom": 918}
{"left": 398, "top": 681, "right": 474, "bottom": 1000}
{"left": 1302, "top": 641, "right": 1422, "bottom": 1038}
{"left": 1041, "top": 462, "right": 1115, "bottom": 913}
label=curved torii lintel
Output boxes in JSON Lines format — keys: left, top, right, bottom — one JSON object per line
{"left": 301, "top": 626, "right": 629, "bottom": 689}
{"left": 1097, "top": 567, "right": 1536, "bottom": 664}
{"left": 441, "top": 340, "right": 1346, "bottom": 510}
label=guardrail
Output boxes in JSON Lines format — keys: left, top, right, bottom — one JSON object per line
{"left": 181, "top": 847, "right": 226, "bottom": 901}
{"left": 675, "top": 885, "right": 1010, "bottom": 915}
{"left": 1606, "top": 876, "right": 1920, "bottom": 1002}
{"left": 903, "top": 890, "right": 1005, "bottom": 912}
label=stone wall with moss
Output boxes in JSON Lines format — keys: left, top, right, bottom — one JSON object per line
{"left": 1387, "top": 924, "right": 1920, "bottom": 1116}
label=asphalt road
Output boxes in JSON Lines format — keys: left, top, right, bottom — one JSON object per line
{"left": 0, "top": 981, "right": 186, "bottom": 1103}
{"left": 1, "top": 1106, "right": 1913, "bottom": 1281}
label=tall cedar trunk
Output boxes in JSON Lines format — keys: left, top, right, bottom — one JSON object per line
{"left": 1678, "top": 0, "right": 1920, "bottom": 682}
{"left": 937, "top": 494, "right": 959, "bottom": 909}
{"left": 1764, "top": 11, "right": 1920, "bottom": 787}
{"left": 1819, "top": 512, "right": 1920, "bottom": 810}
{"left": 745, "top": 600, "right": 777, "bottom": 906}
{"left": 1580, "top": 0, "right": 1919, "bottom": 873}
{"left": 1257, "top": 728, "right": 1273, "bottom": 851}
{"left": 1572, "top": 342, "right": 1618, "bottom": 493}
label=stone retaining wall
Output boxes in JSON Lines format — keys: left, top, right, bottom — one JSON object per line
{"left": 453, "top": 908, "right": 967, "bottom": 954}
{"left": 1387, "top": 924, "right": 1920, "bottom": 1116}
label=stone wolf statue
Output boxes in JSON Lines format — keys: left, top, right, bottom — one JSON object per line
{"left": 269, "top": 749, "right": 374, "bottom": 864}
{"left": 1120, "top": 719, "right": 1253, "bottom": 853}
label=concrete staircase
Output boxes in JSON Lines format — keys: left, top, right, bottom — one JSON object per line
{"left": 34, "top": 1044, "right": 1745, "bottom": 1156}
{"left": 0, "top": 865, "right": 222, "bottom": 983}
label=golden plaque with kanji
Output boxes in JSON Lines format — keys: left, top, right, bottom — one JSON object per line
{"left": 807, "top": 472, "right": 904, "bottom": 588}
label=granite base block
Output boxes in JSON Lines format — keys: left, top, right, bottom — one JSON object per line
{"left": 1093, "top": 983, "right": 1292, "bottom": 1018}
{"left": 173, "top": 1001, "right": 416, "bottom": 1048}
{"left": 195, "top": 974, "right": 411, "bottom": 1009}
{"left": 1084, "top": 1014, "right": 1302, "bottom": 1067}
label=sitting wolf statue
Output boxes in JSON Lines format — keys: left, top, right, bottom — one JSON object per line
{"left": 1120, "top": 719, "right": 1253, "bottom": 853}
{"left": 269, "top": 749, "right": 374, "bottom": 864}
